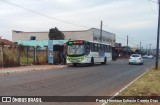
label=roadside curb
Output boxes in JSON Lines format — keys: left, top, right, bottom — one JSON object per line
{"left": 0, "top": 65, "right": 66, "bottom": 74}
{"left": 106, "top": 65, "right": 155, "bottom": 104}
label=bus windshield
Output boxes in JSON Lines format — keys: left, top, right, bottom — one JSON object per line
{"left": 67, "top": 44, "right": 86, "bottom": 55}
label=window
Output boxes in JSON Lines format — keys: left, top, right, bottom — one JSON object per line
{"left": 103, "top": 38, "right": 105, "bottom": 41}
{"left": 95, "top": 44, "right": 98, "bottom": 52}
{"left": 99, "top": 44, "right": 101, "bottom": 51}
{"left": 91, "top": 43, "right": 95, "bottom": 52}
{"left": 106, "top": 45, "right": 109, "bottom": 52}
{"left": 132, "top": 54, "right": 140, "bottom": 57}
{"left": 94, "top": 37, "right": 97, "bottom": 40}
{"left": 108, "top": 46, "right": 112, "bottom": 52}
{"left": 102, "top": 45, "right": 105, "bottom": 52}
{"left": 86, "top": 42, "right": 90, "bottom": 53}
{"left": 98, "top": 37, "right": 100, "bottom": 41}
{"left": 67, "top": 45, "right": 86, "bottom": 55}
{"left": 104, "top": 45, "right": 107, "bottom": 52}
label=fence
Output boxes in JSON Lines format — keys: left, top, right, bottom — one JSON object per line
{"left": 0, "top": 44, "right": 66, "bottom": 68}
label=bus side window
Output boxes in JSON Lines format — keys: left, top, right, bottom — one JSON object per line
{"left": 106, "top": 45, "right": 108, "bottom": 52}
{"left": 99, "top": 44, "right": 101, "bottom": 52}
{"left": 105, "top": 45, "right": 107, "bottom": 52}
{"left": 98, "top": 44, "right": 101, "bottom": 52}
{"left": 107, "top": 46, "right": 109, "bottom": 52}
{"left": 102, "top": 45, "right": 105, "bottom": 52}
{"left": 97, "top": 44, "right": 99, "bottom": 52}
{"left": 95, "top": 44, "right": 98, "bottom": 52}
{"left": 91, "top": 43, "right": 94, "bottom": 52}
{"left": 109, "top": 46, "right": 111, "bottom": 52}
{"left": 86, "top": 42, "right": 90, "bottom": 52}
{"left": 101, "top": 44, "right": 104, "bottom": 52}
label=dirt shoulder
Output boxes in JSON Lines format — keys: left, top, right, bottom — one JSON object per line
{"left": 107, "top": 67, "right": 160, "bottom": 105}
{"left": 0, "top": 65, "right": 66, "bottom": 74}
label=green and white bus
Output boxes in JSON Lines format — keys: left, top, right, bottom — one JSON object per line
{"left": 66, "top": 40, "right": 112, "bottom": 66}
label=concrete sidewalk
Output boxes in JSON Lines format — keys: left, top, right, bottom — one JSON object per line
{"left": 0, "top": 65, "right": 66, "bottom": 74}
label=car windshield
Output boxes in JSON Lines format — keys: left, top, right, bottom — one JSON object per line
{"left": 67, "top": 44, "right": 86, "bottom": 55}
{"left": 132, "top": 55, "right": 140, "bottom": 57}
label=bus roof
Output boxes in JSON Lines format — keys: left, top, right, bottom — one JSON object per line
{"left": 67, "top": 40, "right": 112, "bottom": 46}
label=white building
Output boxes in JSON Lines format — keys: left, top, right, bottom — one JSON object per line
{"left": 12, "top": 28, "right": 116, "bottom": 47}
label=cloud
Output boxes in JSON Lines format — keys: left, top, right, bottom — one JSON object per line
{"left": 0, "top": 0, "right": 158, "bottom": 48}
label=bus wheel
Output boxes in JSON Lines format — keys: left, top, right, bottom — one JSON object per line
{"left": 73, "top": 63, "right": 77, "bottom": 67}
{"left": 101, "top": 57, "right": 107, "bottom": 65}
{"left": 90, "top": 58, "right": 94, "bottom": 66}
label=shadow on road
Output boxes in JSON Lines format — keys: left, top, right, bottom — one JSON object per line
{"left": 67, "top": 63, "right": 110, "bottom": 68}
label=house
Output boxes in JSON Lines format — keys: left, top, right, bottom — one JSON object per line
{"left": 0, "top": 39, "right": 14, "bottom": 46}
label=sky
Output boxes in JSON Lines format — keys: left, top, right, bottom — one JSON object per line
{"left": 0, "top": 0, "right": 158, "bottom": 48}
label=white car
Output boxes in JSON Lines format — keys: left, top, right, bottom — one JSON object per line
{"left": 142, "top": 55, "right": 148, "bottom": 58}
{"left": 148, "top": 55, "right": 154, "bottom": 59}
{"left": 129, "top": 54, "right": 144, "bottom": 65}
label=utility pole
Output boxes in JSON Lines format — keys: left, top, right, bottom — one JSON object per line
{"left": 149, "top": 44, "right": 152, "bottom": 54}
{"left": 140, "top": 41, "right": 141, "bottom": 54}
{"left": 146, "top": 45, "right": 148, "bottom": 54}
{"left": 127, "top": 35, "right": 128, "bottom": 58}
{"left": 155, "top": 0, "right": 160, "bottom": 69}
{"left": 0, "top": 36, "right": 3, "bottom": 68}
{"left": 0, "top": 36, "right": 1, "bottom": 67}
{"left": 100, "top": 21, "right": 103, "bottom": 43}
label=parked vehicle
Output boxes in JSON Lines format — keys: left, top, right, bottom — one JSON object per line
{"left": 142, "top": 55, "right": 148, "bottom": 58}
{"left": 148, "top": 55, "right": 154, "bottom": 59}
{"left": 129, "top": 54, "right": 144, "bottom": 65}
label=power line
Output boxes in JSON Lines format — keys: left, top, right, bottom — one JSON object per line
{"left": 0, "top": 0, "right": 91, "bottom": 28}
{"left": 100, "top": 21, "right": 103, "bottom": 42}
{"left": 149, "top": 0, "right": 158, "bottom": 3}
{"left": 116, "top": 35, "right": 153, "bottom": 49}
{"left": 148, "top": 0, "right": 158, "bottom": 12}
{"left": 2, "top": 0, "right": 156, "bottom": 49}
{"left": 106, "top": 25, "right": 156, "bottom": 43}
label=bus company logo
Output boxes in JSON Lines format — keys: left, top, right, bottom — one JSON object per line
{"left": 2, "top": 97, "right": 11, "bottom": 102}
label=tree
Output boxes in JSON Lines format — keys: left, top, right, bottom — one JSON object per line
{"left": 48, "top": 27, "right": 65, "bottom": 40}
{"left": 135, "top": 49, "right": 140, "bottom": 54}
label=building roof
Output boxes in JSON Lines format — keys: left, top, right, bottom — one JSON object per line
{"left": 18, "top": 40, "right": 68, "bottom": 47}
{"left": 0, "top": 39, "right": 14, "bottom": 45}
{"left": 12, "top": 28, "right": 116, "bottom": 35}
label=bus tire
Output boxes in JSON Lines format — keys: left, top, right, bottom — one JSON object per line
{"left": 73, "top": 63, "right": 77, "bottom": 67}
{"left": 101, "top": 57, "right": 107, "bottom": 65}
{"left": 90, "top": 58, "right": 94, "bottom": 66}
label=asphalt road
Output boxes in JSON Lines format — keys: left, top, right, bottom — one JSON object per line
{"left": 0, "top": 58, "right": 155, "bottom": 105}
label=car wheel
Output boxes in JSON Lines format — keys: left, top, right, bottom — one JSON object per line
{"left": 101, "top": 57, "right": 107, "bottom": 65}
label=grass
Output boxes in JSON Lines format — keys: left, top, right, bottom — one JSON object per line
{"left": 2, "top": 48, "right": 19, "bottom": 67}
{"left": 107, "top": 68, "right": 160, "bottom": 105}
{"left": 20, "top": 51, "right": 47, "bottom": 65}
{"left": 1, "top": 48, "right": 48, "bottom": 67}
